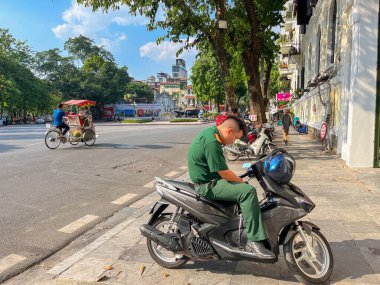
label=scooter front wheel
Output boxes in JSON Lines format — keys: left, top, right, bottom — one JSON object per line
{"left": 146, "top": 215, "right": 189, "bottom": 269}
{"left": 284, "top": 227, "right": 333, "bottom": 285}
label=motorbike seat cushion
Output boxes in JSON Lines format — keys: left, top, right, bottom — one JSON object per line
{"left": 166, "top": 180, "right": 197, "bottom": 194}
{"left": 166, "top": 180, "right": 237, "bottom": 210}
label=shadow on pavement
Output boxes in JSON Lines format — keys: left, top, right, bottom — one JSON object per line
{"left": 0, "top": 144, "right": 23, "bottom": 153}
{"left": 150, "top": 238, "right": 380, "bottom": 284}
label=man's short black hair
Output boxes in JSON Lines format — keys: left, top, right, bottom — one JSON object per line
{"left": 231, "top": 108, "right": 238, "bottom": 114}
{"left": 58, "top": 103, "right": 63, "bottom": 109}
{"left": 225, "top": 115, "right": 247, "bottom": 136}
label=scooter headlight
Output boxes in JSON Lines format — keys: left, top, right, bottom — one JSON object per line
{"left": 295, "top": 196, "right": 315, "bottom": 213}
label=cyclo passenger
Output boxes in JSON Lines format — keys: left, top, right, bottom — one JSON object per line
{"left": 188, "top": 115, "right": 275, "bottom": 259}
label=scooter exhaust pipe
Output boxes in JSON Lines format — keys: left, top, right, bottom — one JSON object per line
{"left": 140, "top": 224, "right": 183, "bottom": 251}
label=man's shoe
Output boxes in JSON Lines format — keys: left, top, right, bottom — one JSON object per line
{"left": 246, "top": 241, "right": 275, "bottom": 259}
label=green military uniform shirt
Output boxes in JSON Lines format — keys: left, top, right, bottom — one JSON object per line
{"left": 188, "top": 125, "right": 228, "bottom": 184}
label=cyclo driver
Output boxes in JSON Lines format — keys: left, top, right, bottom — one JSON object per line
{"left": 53, "top": 103, "right": 70, "bottom": 139}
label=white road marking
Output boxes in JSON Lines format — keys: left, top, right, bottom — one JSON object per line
{"left": 179, "top": 166, "right": 188, "bottom": 170}
{"left": 143, "top": 180, "right": 155, "bottom": 188}
{"left": 58, "top": 215, "right": 99, "bottom": 234}
{"left": 0, "top": 254, "right": 27, "bottom": 274}
{"left": 111, "top": 193, "right": 137, "bottom": 205}
{"left": 165, "top": 171, "right": 178, "bottom": 177}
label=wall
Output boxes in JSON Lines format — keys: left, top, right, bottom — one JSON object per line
{"left": 293, "top": 0, "right": 379, "bottom": 167}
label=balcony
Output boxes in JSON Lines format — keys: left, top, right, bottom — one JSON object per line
{"left": 280, "top": 42, "right": 292, "bottom": 54}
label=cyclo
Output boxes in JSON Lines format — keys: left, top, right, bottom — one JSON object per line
{"left": 45, "top": 100, "right": 97, "bottom": 149}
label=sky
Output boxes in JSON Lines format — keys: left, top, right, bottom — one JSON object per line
{"left": 0, "top": 0, "right": 197, "bottom": 80}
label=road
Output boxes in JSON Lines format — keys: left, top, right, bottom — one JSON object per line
{"left": 0, "top": 122, "right": 207, "bottom": 282}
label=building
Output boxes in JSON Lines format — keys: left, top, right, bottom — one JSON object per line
{"left": 172, "top": 59, "right": 187, "bottom": 79}
{"left": 281, "top": 0, "right": 380, "bottom": 167}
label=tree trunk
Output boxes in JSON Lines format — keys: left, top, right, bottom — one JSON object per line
{"left": 263, "top": 58, "right": 273, "bottom": 107}
{"left": 242, "top": 0, "right": 266, "bottom": 124}
{"left": 0, "top": 101, "right": 3, "bottom": 119}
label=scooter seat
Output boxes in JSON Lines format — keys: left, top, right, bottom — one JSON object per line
{"left": 167, "top": 180, "right": 197, "bottom": 194}
{"left": 166, "top": 180, "right": 237, "bottom": 209}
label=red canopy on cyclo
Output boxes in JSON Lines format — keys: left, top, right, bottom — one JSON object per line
{"left": 62, "top": 100, "right": 96, "bottom": 107}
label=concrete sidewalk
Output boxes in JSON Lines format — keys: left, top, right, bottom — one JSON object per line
{"left": 6, "top": 127, "right": 380, "bottom": 285}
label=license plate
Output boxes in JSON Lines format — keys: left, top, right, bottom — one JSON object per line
{"left": 45, "top": 123, "right": 51, "bottom": 129}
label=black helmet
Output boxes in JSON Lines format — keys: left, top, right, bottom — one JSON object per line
{"left": 263, "top": 149, "right": 295, "bottom": 184}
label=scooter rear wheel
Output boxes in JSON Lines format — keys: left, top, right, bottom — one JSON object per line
{"left": 284, "top": 228, "right": 333, "bottom": 285}
{"left": 146, "top": 215, "right": 189, "bottom": 269}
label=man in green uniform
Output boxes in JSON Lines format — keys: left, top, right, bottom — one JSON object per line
{"left": 188, "top": 116, "right": 275, "bottom": 258}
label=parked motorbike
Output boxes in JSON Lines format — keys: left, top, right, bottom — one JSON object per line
{"left": 140, "top": 149, "right": 333, "bottom": 285}
{"left": 223, "top": 128, "right": 276, "bottom": 161}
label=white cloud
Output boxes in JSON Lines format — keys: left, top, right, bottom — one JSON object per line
{"left": 52, "top": 0, "right": 146, "bottom": 51}
{"left": 139, "top": 39, "right": 197, "bottom": 62}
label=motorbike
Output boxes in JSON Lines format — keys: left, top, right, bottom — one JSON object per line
{"left": 223, "top": 128, "right": 276, "bottom": 161}
{"left": 140, "top": 149, "right": 333, "bottom": 285}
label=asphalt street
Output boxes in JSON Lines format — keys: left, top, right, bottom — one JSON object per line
{"left": 0, "top": 122, "right": 207, "bottom": 282}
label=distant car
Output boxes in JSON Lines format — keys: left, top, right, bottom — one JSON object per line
{"left": 45, "top": 116, "right": 53, "bottom": 123}
{"left": 36, "top": 117, "right": 45, "bottom": 124}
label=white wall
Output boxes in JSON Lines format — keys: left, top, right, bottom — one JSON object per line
{"left": 293, "top": 0, "right": 379, "bottom": 167}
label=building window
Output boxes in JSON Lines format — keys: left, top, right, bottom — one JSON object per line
{"left": 316, "top": 26, "right": 321, "bottom": 75}
{"left": 330, "top": 0, "right": 337, "bottom": 63}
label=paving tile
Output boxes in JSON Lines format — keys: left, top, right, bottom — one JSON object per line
{"left": 230, "top": 274, "right": 280, "bottom": 285}
{"left": 309, "top": 219, "right": 354, "bottom": 246}
{"left": 329, "top": 245, "right": 378, "bottom": 284}
{"left": 186, "top": 260, "right": 237, "bottom": 285}
{"left": 344, "top": 221, "right": 380, "bottom": 234}
{"left": 358, "top": 247, "right": 380, "bottom": 274}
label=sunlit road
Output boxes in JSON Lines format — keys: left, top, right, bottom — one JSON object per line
{"left": 0, "top": 122, "right": 207, "bottom": 282}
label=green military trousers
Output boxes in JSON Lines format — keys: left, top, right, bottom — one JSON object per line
{"left": 197, "top": 179, "right": 266, "bottom": 241}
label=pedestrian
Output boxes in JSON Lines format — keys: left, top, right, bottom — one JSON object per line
{"left": 281, "top": 108, "right": 293, "bottom": 145}
{"left": 188, "top": 116, "right": 275, "bottom": 258}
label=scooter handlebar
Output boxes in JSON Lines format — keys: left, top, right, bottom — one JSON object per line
{"left": 239, "top": 167, "right": 255, "bottom": 179}
{"left": 240, "top": 172, "right": 249, "bottom": 178}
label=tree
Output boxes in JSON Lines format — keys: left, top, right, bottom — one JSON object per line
{"left": 260, "top": 31, "right": 280, "bottom": 105}
{"left": 124, "top": 81, "right": 154, "bottom": 103}
{"left": 34, "top": 48, "right": 82, "bottom": 100}
{"left": 0, "top": 29, "right": 54, "bottom": 119}
{"left": 191, "top": 50, "right": 224, "bottom": 109}
{"left": 80, "top": 54, "right": 131, "bottom": 116}
{"left": 64, "top": 35, "right": 114, "bottom": 63}
{"left": 76, "top": 0, "right": 286, "bottom": 123}
{"left": 269, "top": 62, "right": 289, "bottom": 99}
{"left": 76, "top": 0, "right": 238, "bottom": 110}
{"left": 227, "top": 0, "right": 285, "bottom": 123}
{"left": 191, "top": 48, "right": 247, "bottom": 111}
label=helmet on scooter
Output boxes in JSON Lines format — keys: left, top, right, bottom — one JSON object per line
{"left": 263, "top": 149, "right": 295, "bottom": 185}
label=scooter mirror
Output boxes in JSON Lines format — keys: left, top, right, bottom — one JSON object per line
{"left": 242, "top": 162, "right": 251, "bottom": 169}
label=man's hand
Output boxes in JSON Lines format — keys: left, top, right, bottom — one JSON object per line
{"left": 218, "top": 169, "right": 244, "bottom": 183}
